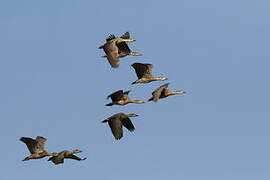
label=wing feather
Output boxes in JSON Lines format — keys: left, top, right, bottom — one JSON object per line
{"left": 132, "top": 63, "right": 153, "bottom": 79}
{"left": 66, "top": 154, "right": 86, "bottom": 161}
{"left": 103, "top": 41, "right": 120, "bottom": 68}
{"left": 108, "top": 118, "right": 123, "bottom": 140}
{"left": 107, "top": 90, "right": 125, "bottom": 102}
{"left": 121, "top": 118, "right": 135, "bottom": 131}
{"left": 20, "top": 137, "right": 37, "bottom": 154}
{"left": 151, "top": 83, "right": 170, "bottom": 102}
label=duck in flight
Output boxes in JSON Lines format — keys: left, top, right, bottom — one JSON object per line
{"left": 102, "top": 113, "right": 139, "bottom": 140}
{"left": 106, "top": 90, "right": 144, "bottom": 106}
{"left": 48, "top": 149, "right": 86, "bottom": 165}
{"left": 148, "top": 83, "right": 186, "bottom": 102}
{"left": 99, "top": 32, "right": 141, "bottom": 68}
{"left": 131, "top": 63, "right": 168, "bottom": 84}
{"left": 20, "top": 136, "right": 58, "bottom": 161}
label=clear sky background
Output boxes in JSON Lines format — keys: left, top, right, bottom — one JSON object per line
{"left": 1, "top": 0, "right": 270, "bottom": 179}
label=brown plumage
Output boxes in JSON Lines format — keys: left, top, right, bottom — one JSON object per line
{"left": 48, "top": 149, "right": 86, "bottom": 165}
{"left": 99, "top": 32, "right": 140, "bottom": 68}
{"left": 111, "top": 32, "right": 141, "bottom": 58}
{"left": 20, "top": 136, "right": 58, "bottom": 161}
{"left": 131, "top": 63, "right": 168, "bottom": 84}
{"left": 101, "top": 113, "right": 138, "bottom": 140}
{"left": 148, "top": 83, "right": 186, "bottom": 102}
{"left": 106, "top": 90, "right": 144, "bottom": 106}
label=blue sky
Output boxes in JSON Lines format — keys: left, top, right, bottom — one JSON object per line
{"left": 1, "top": 0, "right": 270, "bottom": 179}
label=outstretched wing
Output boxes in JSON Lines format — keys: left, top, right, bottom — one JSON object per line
{"left": 99, "top": 34, "right": 116, "bottom": 49}
{"left": 20, "top": 136, "right": 46, "bottom": 154}
{"left": 35, "top": 136, "right": 47, "bottom": 152}
{"left": 103, "top": 41, "right": 120, "bottom": 68}
{"left": 117, "top": 42, "right": 131, "bottom": 57}
{"left": 66, "top": 154, "right": 86, "bottom": 161}
{"left": 48, "top": 154, "right": 65, "bottom": 165}
{"left": 20, "top": 137, "right": 37, "bottom": 154}
{"left": 108, "top": 118, "right": 123, "bottom": 140}
{"left": 121, "top": 117, "right": 135, "bottom": 132}
{"left": 107, "top": 90, "right": 125, "bottom": 102}
{"left": 132, "top": 63, "right": 153, "bottom": 79}
{"left": 114, "top": 32, "right": 132, "bottom": 57}
{"left": 151, "top": 83, "right": 170, "bottom": 102}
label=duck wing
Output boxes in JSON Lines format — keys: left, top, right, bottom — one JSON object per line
{"left": 107, "top": 90, "right": 125, "bottom": 102}
{"left": 66, "top": 154, "right": 86, "bottom": 161}
{"left": 121, "top": 117, "right": 135, "bottom": 132}
{"left": 151, "top": 83, "right": 170, "bottom": 102}
{"left": 103, "top": 41, "right": 120, "bottom": 68}
{"left": 108, "top": 118, "right": 123, "bottom": 140}
{"left": 20, "top": 136, "right": 47, "bottom": 154}
{"left": 132, "top": 63, "right": 153, "bottom": 79}
{"left": 48, "top": 153, "right": 65, "bottom": 165}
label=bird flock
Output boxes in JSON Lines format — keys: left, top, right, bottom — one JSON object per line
{"left": 20, "top": 32, "right": 186, "bottom": 165}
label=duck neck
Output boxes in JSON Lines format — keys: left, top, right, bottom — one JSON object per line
{"left": 129, "top": 99, "right": 144, "bottom": 104}
{"left": 71, "top": 150, "right": 81, "bottom": 154}
{"left": 168, "top": 91, "right": 185, "bottom": 96}
{"left": 129, "top": 52, "right": 142, "bottom": 56}
{"left": 156, "top": 77, "right": 168, "bottom": 81}
{"left": 47, "top": 152, "right": 59, "bottom": 156}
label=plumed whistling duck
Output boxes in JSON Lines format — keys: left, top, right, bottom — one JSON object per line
{"left": 102, "top": 113, "right": 139, "bottom": 140}
{"left": 48, "top": 149, "right": 86, "bottom": 165}
{"left": 106, "top": 90, "right": 144, "bottom": 106}
{"left": 20, "top": 136, "right": 58, "bottom": 161}
{"left": 148, "top": 83, "right": 186, "bottom": 102}
{"left": 99, "top": 32, "right": 141, "bottom": 68}
{"left": 131, "top": 63, "right": 168, "bottom": 84}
